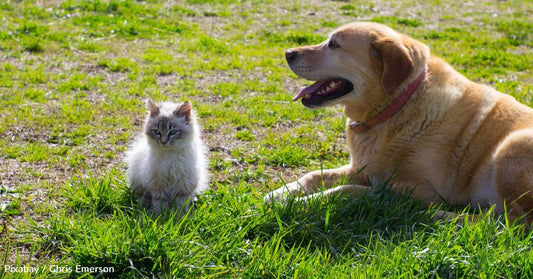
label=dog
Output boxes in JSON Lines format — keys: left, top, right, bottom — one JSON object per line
{"left": 264, "top": 22, "right": 533, "bottom": 223}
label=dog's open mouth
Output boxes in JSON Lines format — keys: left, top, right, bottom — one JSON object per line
{"left": 292, "top": 79, "right": 354, "bottom": 107}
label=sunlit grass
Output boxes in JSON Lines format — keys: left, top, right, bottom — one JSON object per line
{"left": 1, "top": 0, "right": 532, "bottom": 277}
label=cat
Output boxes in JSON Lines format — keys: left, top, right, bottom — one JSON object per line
{"left": 125, "top": 99, "right": 208, "bottom": 214}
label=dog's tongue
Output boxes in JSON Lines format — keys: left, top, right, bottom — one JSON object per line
{"left": 292, "top": 80, "right": 328, "bottom": 101}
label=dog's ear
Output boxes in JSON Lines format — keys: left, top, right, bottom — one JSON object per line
{"left": 371, "top": 38, "right": 414, "bottom": 95}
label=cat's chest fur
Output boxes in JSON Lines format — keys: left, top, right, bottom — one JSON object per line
{"left": 148, "top": 147, "right": 199, "bottom": 194}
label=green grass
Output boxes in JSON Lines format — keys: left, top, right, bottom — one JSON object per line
{"left": 0, "top": 0, "right": 532, "bottom": 278}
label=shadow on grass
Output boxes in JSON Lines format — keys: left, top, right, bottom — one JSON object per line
{"left": 26, "top": 171, "right": 530, "bottom": 278}
{"left": 32, "top": 171, "right": 185, "bottom": 278}
{"left": 254, "top": 184, "right": 440, "bottom": 256}
{"left": 62, "top": 170, "right": 136, "bottom": 217}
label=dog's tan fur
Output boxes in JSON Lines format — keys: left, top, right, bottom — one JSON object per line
{"left": 265, "top": 22, "right": 533, "bottom": 222}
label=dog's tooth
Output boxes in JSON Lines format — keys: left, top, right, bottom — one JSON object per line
{"left": 330, "top": 81, "right": 337, "bottom": 88}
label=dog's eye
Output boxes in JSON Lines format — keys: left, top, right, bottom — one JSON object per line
{"left": 328, "top": 39, "right": 339, "bottom": 49}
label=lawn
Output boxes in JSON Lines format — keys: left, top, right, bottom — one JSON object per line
{"left": 1, "top": 0, "right": 532, "bottom": 278}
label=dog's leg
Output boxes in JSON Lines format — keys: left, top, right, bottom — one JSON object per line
{"left": 264, "top": 165, "right": 364, "bottom": 203}
{"left": 295, "top": 184, "right": 372, "bottom": 203}
{"left": 493, "top": 129, "right": 533, "bottom": 223}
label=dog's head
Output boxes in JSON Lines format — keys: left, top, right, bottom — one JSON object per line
{"left": 286, "top": 22, "right": 429, "bottom": 116}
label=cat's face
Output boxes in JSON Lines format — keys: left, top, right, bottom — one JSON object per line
{"left": 144, "top": 100, "right": 193, "bottom": 148}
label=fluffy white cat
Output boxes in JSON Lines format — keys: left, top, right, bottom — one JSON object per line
{"left": 125, "top": 99, "right": 208, "bottom": 214}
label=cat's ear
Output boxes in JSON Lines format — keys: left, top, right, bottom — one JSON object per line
{"left": 174, "top": 101, "right": 191, "bottom": 122}
{"left": 146, "top": 99, "right": 160, "bottom": 118}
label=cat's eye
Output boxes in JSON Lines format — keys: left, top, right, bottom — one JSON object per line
{"left": 328, "top": 39, "right": 339, "bottom": 49}
{"left": 169, "top": 129, "right": 179, "bottom": 135}
{"left": 152, "top": 129, "right": 161, "bottom": 135}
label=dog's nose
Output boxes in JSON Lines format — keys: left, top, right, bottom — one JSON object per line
{"left": 285, "top": 49, "right": 297, "bottom": 62}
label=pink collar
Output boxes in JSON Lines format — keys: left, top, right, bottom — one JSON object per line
{"left": 349, "top": 70, "right": 426, "bottom": 133}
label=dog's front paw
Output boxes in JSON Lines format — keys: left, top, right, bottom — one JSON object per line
{"left": 264, "top": 188, "right": 289, "bottom": 204}
{"left": 264, "top": 181, "right": 304, "bottom": 204}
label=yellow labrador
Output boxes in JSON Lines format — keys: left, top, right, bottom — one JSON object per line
{"left": 265, "top": 22, "right": 533, "bottom": 222}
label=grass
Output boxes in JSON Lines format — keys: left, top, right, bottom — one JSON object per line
{"left": 0, "top": 0, "right": 532, "bottom": 278}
